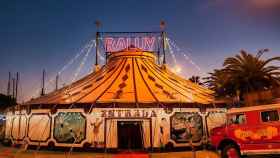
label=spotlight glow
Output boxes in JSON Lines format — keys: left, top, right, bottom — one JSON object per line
{"left": 172, "top": 65, "right": 182, "bottom": 74}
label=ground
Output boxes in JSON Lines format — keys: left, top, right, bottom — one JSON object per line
{"left": 0, "top": 145, "right": 219, "bottom": 158}
{"left": 1, "top": 145, "right": 280, "bottom": 158}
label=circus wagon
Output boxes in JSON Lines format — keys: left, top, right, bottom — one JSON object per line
{"left": 3, "top": 30, "right": 226, "bottom": 151}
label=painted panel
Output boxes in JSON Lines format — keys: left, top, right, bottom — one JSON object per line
{"left": 142, "top": 119, "right": 151, "bottom": 148}
{"left": 158, "top": 117, "right": 169, "bottom": 147}
{"left": 152, "top": 117, "right": 162, "bottom": 148}
{"left": 88, "top": 117, "right": 105, "bottom": 147}
{"left": 11, "top": 115, "right": 27, "bottom": 140}
{"left": 28, "top": 114, "right": 51, "bottom": 142}
{"left": 5, "top": 115, "right": 12, "bottom": 139}
{"left": 19, "top": 115, "right": 27, "bottom": 140}
{"left": 11, "top": 116, "right": 19, "bottom": 140}
{"left": 105, "top": 119, "right": 117, "bottom": 148}
{"left": 170, "top": 112, "right": 203, "bottom": 143}
{"left": 54, "top": 112, "right": 86, "bottom": 144}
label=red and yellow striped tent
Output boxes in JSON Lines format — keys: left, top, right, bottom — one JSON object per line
{"left": 26, "top": 46, "right": 214, "bottom": 107}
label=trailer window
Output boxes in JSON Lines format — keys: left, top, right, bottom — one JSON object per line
{"left": 228, "top": 113, "right": 246, "bottom": 125}
{"left": 261, "top": 110, "right": 279, "bottom": 122}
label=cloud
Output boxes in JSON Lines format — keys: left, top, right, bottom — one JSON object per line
{"left": 201, "top": 0, "right": 280, "bottom": 17}
{"left": 250, "top": 0, "right": 280, "bottom": 9}
{"left": 203, "top": 0, "right": 280, "bottom": 10}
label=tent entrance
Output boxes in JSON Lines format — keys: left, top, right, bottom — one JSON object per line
{"left": 117, "top": 121, "right": 143, "bottom": 150}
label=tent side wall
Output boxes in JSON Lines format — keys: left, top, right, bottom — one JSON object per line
{"left": 4, "top": 108, "right": 226, "bottom": 149}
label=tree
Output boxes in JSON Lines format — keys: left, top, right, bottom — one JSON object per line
{"left": 0, "top": 94, "right": 16, "bottom": 112}
{"left": 205, "top": 49, "right": 280, "bottom": 99}
{"left": 189, "top": 76, "right": 204, "bottom": 85}
{"left": 203, "top": 69, "right": 234, "bottom": 97}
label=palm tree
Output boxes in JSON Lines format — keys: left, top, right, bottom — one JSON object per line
{"left": 223, "top": 50, "right": 280, "bottom": 93}
{"left": 205, "top": 49, "right": 280, "bottom": 99}
{"left": 189, "top": 76, "right": 204, "bottom": 85}
{"left": 203, "top": 69, "right": 233, "bottom": 97}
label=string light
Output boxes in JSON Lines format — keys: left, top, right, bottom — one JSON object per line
{"left": 28, "top": 36, "right": 202, "bottom": 100}
{"left": 167, "top": 38, "right": 202, "bottom": 73}
{"left": 166, "top": 38, "right": 177, "bottom": 65}
{"left": 171, "top": 65, "right": 182, "bottom": 74}
{"left": 29, "top": 39, "right": 96, "bottom": 100}
{"left": 71, "top": 40, "right": 95, "bottom": 82}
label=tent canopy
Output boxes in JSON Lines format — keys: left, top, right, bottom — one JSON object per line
{"left": 26, "top": 46, "right": 214, "bottom": 106}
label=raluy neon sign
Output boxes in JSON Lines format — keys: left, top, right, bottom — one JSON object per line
{"left": 104, "top": 36, "right": 156, "bottom": 52}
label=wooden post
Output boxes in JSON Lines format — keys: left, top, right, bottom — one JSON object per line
{"left": 95, "top": 20, "right": 101, "bottom": 71}
{"left": 12, "top": 78, "right": 15, "bottom": 99}
{"left": 7, "top": 72, "right": 11, "bottom": 96}
{"left": 15, "top": 72, "right": 19, "bottom": 101}
{"left": 41, "top": 69, "right": 46, "bottom": 96}
{"left": 55, "top": 74, "right": 59, "bottom": 91}
{"left": 95, "top": 31, "right": 100, "bottom": 66}
{"left": 160, "top": 20, "right": 166, "bottom": 65}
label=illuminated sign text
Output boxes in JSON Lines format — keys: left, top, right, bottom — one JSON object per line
{"left": 101, "top": 109, "right": 157, "bottom": 118}
{"left": 104, "top": 37, "right": 156, "bottom": 52}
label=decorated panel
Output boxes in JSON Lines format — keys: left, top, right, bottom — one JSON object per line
{"left": 11, "top": 115, "right": 27, "bottom": 140}
{"left": 170, "top": 112, "right": 203, "bottom": 143}
{"left": 28, "top": 114, "right": 51, "bottom": 142}
{"left": 54, "top": 112, "right": 86, "bottom": 144}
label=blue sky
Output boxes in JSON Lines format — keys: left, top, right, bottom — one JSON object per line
{"left": 0, "top": 0, "right": 280, "bottom": 102}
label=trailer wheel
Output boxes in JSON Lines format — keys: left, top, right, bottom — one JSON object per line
{"left": 221, "top": 144, "right": 241, "bottom": 158}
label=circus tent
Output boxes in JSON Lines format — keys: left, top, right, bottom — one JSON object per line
{"left": 4, "top": 35, "right": 225, "bottom": 151}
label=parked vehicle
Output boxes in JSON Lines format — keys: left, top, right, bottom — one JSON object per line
{"left": 0, "top": 115, "right": 5, "bottom": 141}
{"left": 210, "top": 104, "right": 280, "bottom": 158}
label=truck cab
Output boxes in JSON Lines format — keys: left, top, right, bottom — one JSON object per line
{"left": 210, "top": 104, "right": 280, "bottom": 158}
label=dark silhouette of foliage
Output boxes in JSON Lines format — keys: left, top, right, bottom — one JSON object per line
{"left": 205, "top": 49, "right": 280, "bottom": 99}
{"left": 0, "top": 94, "right": 16, "bottom": 112}
{"left": 189, "top": 76, "right": 204, "bottom": 85}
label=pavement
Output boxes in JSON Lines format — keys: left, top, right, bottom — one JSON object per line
{"left": 0, "top": 145, "right": 219, "bottom": 158}
{"left": 2, "top": 145, "right": 280, "bottom": 158}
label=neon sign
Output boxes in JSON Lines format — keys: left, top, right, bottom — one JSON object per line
{"left": 104, "top": 37, "right": 156, "bottom": 52}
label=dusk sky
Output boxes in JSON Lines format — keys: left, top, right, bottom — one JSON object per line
{"left": 0, "top": 0, "right": 280, "bottom": 102}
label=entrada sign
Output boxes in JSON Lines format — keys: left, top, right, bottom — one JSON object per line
{"left": 101, "top": 109, "right": 157, "bottom": 118}
{"left": 104, "top": 37, "right": 156, "bottom": 52}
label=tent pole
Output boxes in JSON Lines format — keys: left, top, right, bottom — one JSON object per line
{"left": 95, "top": 20, "right": 101, "bottom": 71}
{"left": 15, "top": 72, "right": 19, "bottom": 102}
{"left": 41, "top": 69, "right": 45, "bottom": 96}
{"left": 12, "top": 78, "right": 15, "bottom": 99}
{"left": 55, "top": 74, "right": 59, "bottom": 91}
{"left": 95, "top": 31, "right": 99, "bottom": 66}
{"left": 162, "top": 31, "right": 166, "bottom": 64}
{"left": 160, "top": 20, "right": 166, "bottom": 65}
{"left": 7, "top": 72, "right": 11, "bottom": 96}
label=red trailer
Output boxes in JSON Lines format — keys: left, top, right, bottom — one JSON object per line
{"left": 210, "top": 104, "right": 280, "bottom": 158}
